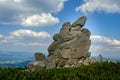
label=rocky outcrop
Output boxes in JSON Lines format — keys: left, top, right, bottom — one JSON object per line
{"left": 27, "top": 52, "right": 46, "bottom": 71}
{"left": 46, "top": 16, "right": 91, "bottom": 68}
{"left": 27, "top": 61, "right": 46, "bottom": 71}
{"left": 27, "top": 16, "right": 93, "bottom": 71}
{"left": 35, "top": 52, "right": 46, "bottom": 61}
{"left": 48, "top": 16, "right": 91, "bottom": 59}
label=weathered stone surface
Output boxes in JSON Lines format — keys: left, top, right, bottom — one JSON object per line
{"left": 98, "top": 55, "right": 103, "bottom": 63}
{"left": 70, "top": 26, "right": 82, "bottom": 31}
{"left": 48, "top": 41, "right": 59, "bottom": 51}
{"left": 47, "top": 55, "right": 58, "bottom": 62}
{"left": 46, "top": 61, "right": 56, "bottom": 69}
{"left": 59, "top": 22, "right": 71, "bottom": 41}
{"left": 57, "top": 59, "right": 68, "bottom": 68}
{"left": 27, "top": 61, "right": 46, "bottom": 71}
{"left": 48, "top": 41, "right": 60, "bottom": 56}
{"left": 35, "top": 52, "right": 46, "bottom": 61}
{"left": 81, "top": 28, "right": 91, "bottom": 37}
{"left": 66, "top": 59, "right": 77, "bottom": 66}
{"left": 53, "top": 33, "right": 61, "bottom": 41}
{"left": 72, "top": 16, "right": 87, "bottom": 27}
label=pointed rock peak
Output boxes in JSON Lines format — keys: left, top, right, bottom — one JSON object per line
{"left": 62, "top": 22, "right": 71, "bottom": 26}
{"left": 72, "top": 16, "right": 87, "bottom": 27}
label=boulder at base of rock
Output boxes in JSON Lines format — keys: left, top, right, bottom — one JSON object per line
{"left": 35, "top": 52, "right": 46, "bottom": 61}
{"left": 27, "top": 61, "right": 46, "bottom": 71}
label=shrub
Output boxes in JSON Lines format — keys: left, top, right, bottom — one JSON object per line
{"left": 0, "top": 62, "right": 120, "bottom": 80}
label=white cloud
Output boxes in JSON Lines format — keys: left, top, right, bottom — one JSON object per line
{"left": 111, "top": 40, "right": 120, "bottom": 45}
{"left": 0, "top": 29, "right": 52, "bottom": 52}
{"left": 14, "top": 0, "right": 22, "bottom": 3}
{"left": 76, "top": 0, "right": 120, "bottom": 13}
{"left": 0, "top": 34, "right": 4, "bottom": 38}
{"left": 90, "top": 35, "right": 120, "bottom": 57}
{"left": 58, "top": 0, "right": 66, "bottom": 12}
{"left": 0, "top": 34, "right": 9, "bottom": 43}
{"left": 14, "top": 42, "right": 49, "bottom": 47}
{"left": 22, "top": 13, "right": 59, "bottom": 27}
{"left": 0, "top": 40, "right": 8, "bottom": 43}
{"left": 115, "top": 46, "right": 120, "bottom": 49}
{"left": 10, "top": 29, "right": 51, "bottom": 39}
{"left": 0, "top": 0, "right": 67, "bottom": 26}
{"left": 91, "top": 35, "right": 120, "bottom": 46}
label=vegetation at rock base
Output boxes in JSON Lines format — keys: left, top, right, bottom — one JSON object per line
{"left": 0, "top": 61, "right": 120, "bottom": 80}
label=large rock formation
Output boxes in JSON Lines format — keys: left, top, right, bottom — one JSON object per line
{"left": 27, "top": 16, "right": 92, "bottom": 71}
{"left": 48, "top": 16, "right": 91, "bottom": 59}
{"left": 47, "top": 16, "right": 91, "bottom": 68}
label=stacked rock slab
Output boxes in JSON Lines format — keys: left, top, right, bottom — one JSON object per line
{"left": 47, "top": 16, "right": 91, "bottom": 67}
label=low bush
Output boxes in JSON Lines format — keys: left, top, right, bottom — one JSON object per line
{"left": 0, "top": 62, "right": 120, "bottom": 80}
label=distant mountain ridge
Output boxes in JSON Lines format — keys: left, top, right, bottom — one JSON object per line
{"left": 0, "top": 51, "right": 119, "bottom": 68}
{"left": 0, "top": 51, "right": 34, "bottom": 68}
{"left": 0, "top": 60, "right": 32, "bottom": 68}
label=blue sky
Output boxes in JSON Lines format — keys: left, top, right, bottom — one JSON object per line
{"left": 0, "top": 0, "right": 120, "bottom": 58}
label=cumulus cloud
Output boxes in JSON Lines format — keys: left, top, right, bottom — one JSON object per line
{"left": 0, "top": 40, "right": 8, "bottom": 43}
{"left": 0, "top": 34, "right": 4, "bottom": 38}
{"left": 0, "top": 0, "right": 67, "bottom": 26}
{"left": 10, "top": 29, "right": 51, "bottom": 39}
{"left": 0, "top": 34, "right": 9, "bottom": 43}
{"left": 14, "top": 42, "right": 49, "bottom": 47}
{"left": 115, "top": 46, "right": 120, "bottom": 49}
{"left": 91, "top": 35, "right": 120, "bottom": 46}
{"left": 76, "top": 0, "right": 120, "bottom": 13}
{"left": 90, "top": 35, "right": 120, "bottom": 57}
{"left": 0, "top": 29, "right": 52, "bottom": 52}
{"left": 22, "top": 13, "right": 59, "bottom": 27}
{"left": 0, "top": 29, "right": 51, "bottom": 44}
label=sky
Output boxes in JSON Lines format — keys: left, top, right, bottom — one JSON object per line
{"left": 0, "top": 0, "right": 120, "bottom": 58}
